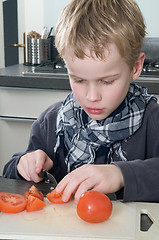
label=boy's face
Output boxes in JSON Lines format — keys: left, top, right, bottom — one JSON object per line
{"left": 64, "top": 42, "right": 143, "bottom": 121}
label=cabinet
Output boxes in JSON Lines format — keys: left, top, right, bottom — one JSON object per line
{"left": 0, "top": 87, "right": 70, "bottom": 175}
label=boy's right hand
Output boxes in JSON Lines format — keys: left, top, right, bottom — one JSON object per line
{"left": 17, "top": 149, "right": 53, "bottom": 182}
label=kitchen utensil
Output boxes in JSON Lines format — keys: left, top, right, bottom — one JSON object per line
{"left": 0, "top": 200, "right": 158, "bottom": 240}
{"left": 47, "top": 27, "right": 53, "bottom": 39}
{"left": 38, "top": 169, "right": 57, "bottom": 188}
{"left": 41, "top": 27, "right": 49, "bottom": 39}
{"left": 27, "top": 37, "right": 51, "bottom": 65}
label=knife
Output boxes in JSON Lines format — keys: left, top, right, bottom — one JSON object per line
{"left": 38, "top": 169, "right": 58, "bottom": 188}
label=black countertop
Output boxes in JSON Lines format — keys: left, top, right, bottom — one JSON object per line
{"left": 0, "top": 64, "right": 159, "bottom": 94}
{"left": 0, "top": 64, "right": 70, "bottom": 90}
{"left": 0, "top": 177, "right": 55, "bottom": 196}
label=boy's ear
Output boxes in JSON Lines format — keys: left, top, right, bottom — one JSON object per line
{"left": 131, "top": 53, "right": 145, "bottom": 81}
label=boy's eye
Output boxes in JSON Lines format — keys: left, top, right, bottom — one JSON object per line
{"left": 75, "top": 79, "right": 84, "bottom": 83}
{"left": 72, "top": 78, "right": 84, "bottom": 83}
{"left": 101, "top": 79, "right": 114, "bottom": 85}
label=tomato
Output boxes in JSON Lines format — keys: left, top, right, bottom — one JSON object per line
{"left": 26, "top": 195, "right": 46, "bottom": 212}
{"left": 0, "top": 192, "right": 27, "bottom": 213}
{"left": 46, "top": 189, "right": 72, "bottom": 204}
{"left": 77, "top": 190, "right": 113, "bottom": 223}
{"left": 24, "top": 185, "right": 44, "bottom": 201}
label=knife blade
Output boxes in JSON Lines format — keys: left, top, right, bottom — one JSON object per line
{"left": 38, "top": 169, "right": 57, "bottom": 188}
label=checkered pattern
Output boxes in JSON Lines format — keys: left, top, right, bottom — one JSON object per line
{"left": 54, "top": 83, "right": 157, "bottom": 172}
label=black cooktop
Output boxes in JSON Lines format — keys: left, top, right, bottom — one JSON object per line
{"left": 35, "top": 60, "right": 67, "bottom": 73}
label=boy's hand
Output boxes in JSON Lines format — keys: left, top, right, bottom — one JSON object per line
{"left": 56, "top": 164, "right": 124, "bottom": 204}
{"left": 17, "top": 149, "right": 53, "bottom": 182}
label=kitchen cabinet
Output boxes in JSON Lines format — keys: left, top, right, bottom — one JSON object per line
{"left": 0, "top": 87, "right": 70, "bottom": 175}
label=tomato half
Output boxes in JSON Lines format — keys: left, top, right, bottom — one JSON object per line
{"left": 24, "top": 185, "right": 44, "bottom": 201}
{"left": 0, "top": 192, "right": 27, "bottom": 213}
{"left": 46, "top": 189, "right": 72, "bottom": 204}
{"left": 26, "top": 195, "right": 46, "bottom": 212}
{"left": 77, "top": 190, "right": 113, "bottom": 223}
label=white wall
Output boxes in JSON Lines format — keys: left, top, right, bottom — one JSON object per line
{"left": 17, "top": 0, "right": 25, "bottom": 64}
{"left": 20, "top": 0, "right": 159, "bottom": 39}
{"left": 42, "top": 0, "right": 159, "bottom": 37}
{"left": 136, "top": 0, "right": 159, "bottom": 37}
{"left": 43, "top": 0, "right": 70, "bottom": 35}
{"left": 18, "top": 0, "right": 70, "bottom": 38}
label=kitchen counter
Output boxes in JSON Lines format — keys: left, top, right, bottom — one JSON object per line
{"left": 1, "top": 64, "right": 159, "bottom": 94}
{"left": 0, "top": 64, "right": 70, "bottom": 90}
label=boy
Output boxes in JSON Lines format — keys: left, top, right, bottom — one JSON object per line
{"left": 3, "top": 0, "right": 159, "bottom": 203}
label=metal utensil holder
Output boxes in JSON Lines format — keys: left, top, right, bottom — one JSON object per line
{"left": 27, "top": 37, "right": 51, "bottom": 65}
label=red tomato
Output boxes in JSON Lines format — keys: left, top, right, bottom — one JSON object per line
{"left": 26, "top": 195, "right": 46, "bottom": 212}
{"left": 46, "top": 189, "right": 72, "bottom": 204}
{"left": 77, "top": 190, "right": 113, "bottom": 223}
{"left": 0, "top": 192, "right": 27, "bottom": 213}
{"left": 24, "top": 185, "right": 44, "bottom": 201}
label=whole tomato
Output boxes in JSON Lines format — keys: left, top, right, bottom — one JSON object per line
{"left": 77, "top": 190, "right": 113, "bottom": 223}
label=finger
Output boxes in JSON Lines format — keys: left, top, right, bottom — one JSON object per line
{"left": 55, "top": 174, "right": 71, "bottom": 193}
{"left": 34, "top": 150, "right": 48, "bottom": 173}
{"left": 17, "top": 161, "right": 31, "bottom": 181}
{"left": 27, "top": 160, "right": 41, "bottom": 183}
{"left": 43, "top": 155, "right": 53, "bottom": 171}
{"left": 56, "top": 164, "right": 88, "bottom": 193}
{"left": 74, "top": 176, "right": 97, "bottom": 203}
{"left": 59, "top": 167, "right": 90, "bottom": 202}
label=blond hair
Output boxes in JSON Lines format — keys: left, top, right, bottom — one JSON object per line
{"left": 55, "top": 0, "right": 146, "bottom": 69}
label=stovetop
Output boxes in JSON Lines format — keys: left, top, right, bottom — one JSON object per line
{"left": 33, "top": 60, "right": 159, "bottom": 79}
{"left": 23, "top": 54, "right": 159, "bottom": 80}
{"left": 32, "top": 59, "right": 159, "bottom": 76}
{"left": 34, "top": 60, "right": 67, "bottom": 73}
{"left": 141, "top": 59, "right": 159, "bottom": 77}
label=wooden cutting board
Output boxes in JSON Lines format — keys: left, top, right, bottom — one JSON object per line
{"left": 0, "top": 198, "right": 159, "bottom": 240}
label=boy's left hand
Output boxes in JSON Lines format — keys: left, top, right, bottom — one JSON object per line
{"left": 55, "top": 164, "right": 124, "bottom": 204}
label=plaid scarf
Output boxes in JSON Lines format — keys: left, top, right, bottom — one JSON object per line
{"left": 54, "top": 83, "right": 156, "bottom": 172}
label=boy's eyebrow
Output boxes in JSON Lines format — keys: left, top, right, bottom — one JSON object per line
{"left": 68, "top": 73, "right": 120, "bottom": 80}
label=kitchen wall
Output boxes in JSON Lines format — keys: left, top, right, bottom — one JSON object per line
{"left": 20, "top": 0, "right": 159, "bottom": 38}
{"left": 1, "top": 0, "right": 159, "bottom": 66}
{"left": 137, "top": 0, "right": 159, "bottom": 37}
{"left": 42, "top": 0, "right": 159, "bottom": 38}
{"left": 43, "top": 0, "right": 70, "bottom": 35}
{"left": 17, "top": 0, "right": 159, "bottom": 64}
{"left": 18, "top": 0, "right": 70, "bottom": 38}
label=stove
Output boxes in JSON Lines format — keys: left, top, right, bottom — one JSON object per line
{"left": 23, "top": 58, "right": 159, "bottom": 79}
{"left": 34, "top": 60, "right": 67, "bottom": 74}
{"left": 141, "top": 59, "right": 159, "bottom": 78}
{"left": 22, "top": 60, "right": 68, "bottom": 77}
{"left": 23, "top": 37, "right": 159, "bottom": 80}
{"left": 140, "top": 37, "right": 159, "bottom": 79}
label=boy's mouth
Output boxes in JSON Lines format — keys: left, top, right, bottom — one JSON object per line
{"left": 86, "top": 107, "right": 104, "bottom": 115}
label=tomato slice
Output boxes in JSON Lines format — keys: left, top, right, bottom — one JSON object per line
{"left": 77, "top": 190, "right": 113, "bottom": 223}
{"left": 24, "top": 185, "right": 44, "bottom": 201}
{"left": 0, "top": 192, "right": 27, "bottom": 213}
{"left": 46, "top": 189, "right": 72, "bottom": 204}
{"left": 26, "top": 195, "right": 46, "bottom": 212}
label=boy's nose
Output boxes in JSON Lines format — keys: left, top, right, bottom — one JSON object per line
{"left": 86, "top": 86, "right": 101, "bottom": 102}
